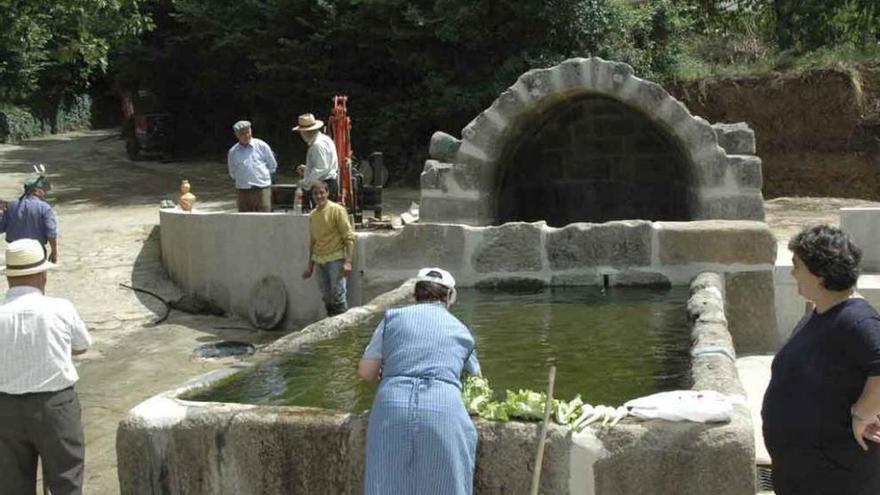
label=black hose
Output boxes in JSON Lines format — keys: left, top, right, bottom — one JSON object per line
{"left": 119, "top": 283, "right": 172, "bottom": 325}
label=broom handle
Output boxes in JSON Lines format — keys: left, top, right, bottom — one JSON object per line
{"left": 530, "top": 365, "right": 556, "bottom": 495}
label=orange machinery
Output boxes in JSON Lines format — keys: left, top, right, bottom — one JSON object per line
{"left": 328, "top": 95, "right": 355, "bottom": 211}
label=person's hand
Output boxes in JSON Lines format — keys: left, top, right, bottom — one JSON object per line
{"left": 863, "top": 422, "right": 880, "bottom": 445}
{"left": 301, "top": 266, "right": 313, "bottom": 279}
{"left": 342, "top": 260, "right": 352, "bottom": 278}
{"left": 49, "top": 251, "right": 58, "bottom": 264}
{"left": 295, "top": 164, "right": 305, "bottom": 177}
{"left": 852, "top": 410, "right": 880, "bottom": 450}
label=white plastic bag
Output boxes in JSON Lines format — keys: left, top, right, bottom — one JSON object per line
{"left": 624, "top": 390, "right": 733, "bottom": 423}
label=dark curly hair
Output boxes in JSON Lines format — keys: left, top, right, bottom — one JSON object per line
{"left": 788, "top": 224, "right": 862, "bottom": 291}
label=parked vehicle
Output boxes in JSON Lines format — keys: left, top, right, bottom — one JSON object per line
{"left": 121, "top": 90, "right": 174, "bottom": 161}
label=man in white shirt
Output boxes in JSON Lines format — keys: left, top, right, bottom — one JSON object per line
{"left": 228, "top": 120, "right": 278, "bottom": 212}
{"left": 293, "top": 113, "right": 339, "bottom": 210}
{"left": 0, "top": 239, "right": 93, "bottom": 495}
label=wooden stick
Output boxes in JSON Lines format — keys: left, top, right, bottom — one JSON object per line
{"left": 530, "top": 365, "right": 556, "bottom": 495}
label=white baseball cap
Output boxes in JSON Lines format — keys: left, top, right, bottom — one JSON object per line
{"left": 416, "top": 267, "right": 456, "bottom": 289}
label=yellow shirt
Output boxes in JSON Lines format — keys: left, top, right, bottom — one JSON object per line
{"left": 309, "top": 200, "right": 355, "bottom": 263}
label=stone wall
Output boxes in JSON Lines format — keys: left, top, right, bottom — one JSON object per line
{"left": 159, "top": 209, "right": 364, "bottom": 328}
{"left": 159, "top": 210, "right": 779, "bottom": 351}
{"left": 592, "top": 272, "right": 754, "bottom": 495}
{"left": 117, "top": 274, "right": 755, "bottom": 495}
{"left": 357, "top": 220, "right": 778, "bottom": 353}
{"left": 421, "top": 57, "right": 765, "bottom": 225}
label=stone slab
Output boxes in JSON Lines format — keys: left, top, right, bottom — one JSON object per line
{"left": 696, "top": 193, "right": 766, "bottom": 221}
{"left": 656, "top": 221, "right": 776, "bottom": 266}
{"left": 546, "top": 221, "right": 652, "bottom": 269}
{"left": 472, "top": 223, "right": 544, "bottom": 273}
{"left": 726, "top": 154, "right": 763, "bottom": 190}
{"left": 419, "top": 197, "right": 493, "bottom": 225}
{"left": 712, "top": 122, "right": 756, "bottom": 155}
{"left": 608, "top": 270, "right": 671, "bottom": 288}
{"left": 725, "top": 270, "right": 779, "bottom": 353}
{"left": 429, "top": 131, "right": 462, "bottom": 162}
{"left": 360, "top": 223, "right": 467, "bottom": 272}
{"left": 840, "top": 207, "right": 880, "bottom": 272}
{"left": 593, "top": 411, "right": 755, "bottom": 495}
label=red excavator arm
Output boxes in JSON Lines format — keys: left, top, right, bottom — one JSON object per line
{"left": 328, "top": 95, "right": 354, "bottom": 210}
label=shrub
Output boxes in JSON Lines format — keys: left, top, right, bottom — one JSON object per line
{"left": 0, "top": 95, "right": 92, "bottom": 143}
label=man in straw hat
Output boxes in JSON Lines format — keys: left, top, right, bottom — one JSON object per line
{"left": 0, "top": 167, "right": 59, "bottom": 263}
{"left": 293, "top": 113, "right": 339, "bottom": 210}
{"left": 0, "top": 239, "right": 93, "bottom": 494}
{"left": 228, "top": 120, "right": 278, "bottom": 212}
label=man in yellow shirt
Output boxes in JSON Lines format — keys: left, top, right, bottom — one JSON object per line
{"left": 301, "top": 180, "right": 355, "bottom": 316}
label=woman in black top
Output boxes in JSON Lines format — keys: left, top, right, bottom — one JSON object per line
{"left": 762, "top": 225, "right": 880, "bottom": 494}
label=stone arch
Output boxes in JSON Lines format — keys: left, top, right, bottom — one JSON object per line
{"left": 420, "top": 57, "right": 764, "bottom": 225}
{"left": 494, "top": 93, "right": 696, "bottom": 226}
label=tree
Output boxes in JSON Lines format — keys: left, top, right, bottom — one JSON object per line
{"left": 0, "top": 0, "right": 152, "bottom": 104}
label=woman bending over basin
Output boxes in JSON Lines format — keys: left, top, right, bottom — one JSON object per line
{"left": 358, "top": 267, "right": 481, "bottom": 495}
{"left": 762, "top": 224, "right": 880, "bottom": 495}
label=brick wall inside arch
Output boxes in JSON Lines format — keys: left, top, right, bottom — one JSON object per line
{"left": 496, "top": 94, "right": 695, "bottom": 226}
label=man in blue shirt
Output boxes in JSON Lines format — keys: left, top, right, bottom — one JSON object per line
{"left": 0, "top": 175, "right": 59, "bottom": 263}
{"left": 227, "top": 120, "right": 278, "bottom": 212}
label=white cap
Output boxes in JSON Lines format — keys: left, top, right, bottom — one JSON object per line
{"left": 416, "top": 267, "right": 456, "bottom": 289}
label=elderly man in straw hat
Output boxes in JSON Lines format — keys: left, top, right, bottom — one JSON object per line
{"left": 0, "top": 168, "right": 59, "bottom": 263}
{"left": 293, "top": 113, "right": 339, "bottom": 210}
{"left": 0, "top": 239, "right": 93, "bottom": 495}
{"left": 228, "top": 120, "right": 278, "bottom": 212}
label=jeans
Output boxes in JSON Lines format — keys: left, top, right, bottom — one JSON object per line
{"left": 316, "top": 258, "right": 347, "bottom": 316}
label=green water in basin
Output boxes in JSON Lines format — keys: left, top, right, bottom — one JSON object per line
{"left": 186, "top": 287, "right": 692, "bottom": 411}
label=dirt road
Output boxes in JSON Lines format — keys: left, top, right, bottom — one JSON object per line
{"left": 0, "top": 130, "right": 287, "bottom": 493}
{"left": 0, "top": 129, "right": 877, "bottom": 493}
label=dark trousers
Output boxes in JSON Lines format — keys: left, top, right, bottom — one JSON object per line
{"left": 768, "top": 442, "right": 880, "bottom": 495}
{"left": 0, "top": 387, "right": 85, "bottom": 495}
{"left": 304, "top": 177, "right": 339, "bottom": 212}
{"left": 237, "top": 187, "right": 271, "bottom": 212}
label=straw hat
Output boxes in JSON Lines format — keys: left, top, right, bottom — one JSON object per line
{"left": 292, "top": 113, "right": 324, "bottom": 132}
{"left": 2, "top": 239, "right": 55, "bottom": 277}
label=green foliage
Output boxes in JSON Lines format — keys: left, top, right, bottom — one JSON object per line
{"left": 0, "top": 104, "right": 42, "bottom": 143}
{"left": 776, "top": 0, "right": 880, "bottom": 52}
{"left": 111, "top": 0, "right": 697, "bottom": 181}
{"left": 0, "top": 0, "right": 152, "bottom": 103}
{"left": 0, "top": 95, "right": 91, "bottom": 143}
{"left": 100, "top": 0, "right": 878, "bottom": 182}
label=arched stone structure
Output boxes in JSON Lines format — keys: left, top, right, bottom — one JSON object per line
{"left": 421, "top": 57, "right": 764, "bottom": 225}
